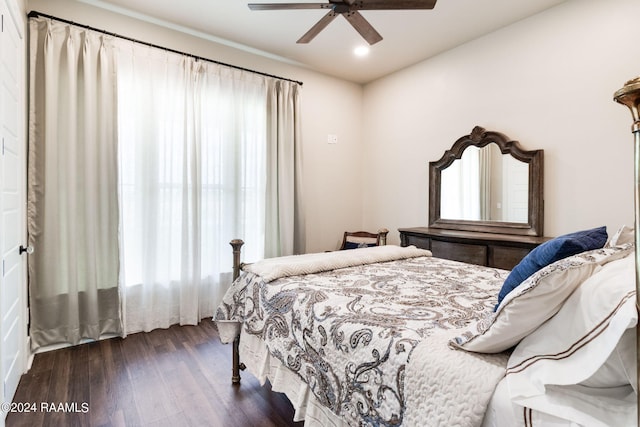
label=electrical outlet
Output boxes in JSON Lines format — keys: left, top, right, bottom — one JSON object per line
{"left": 327, "top": 134, "right": 338, "bottom": 144}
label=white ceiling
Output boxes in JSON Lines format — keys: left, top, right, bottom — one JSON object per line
{"left": 83, "top": 0, "right": 569, "bottom": 84}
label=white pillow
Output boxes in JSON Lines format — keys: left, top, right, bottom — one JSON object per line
{"left": 451, "top": 244, "right": 633, "bottom": 353}
{"left": 504, "top": 253, "right": 637, "bottom": 427}
{"left": 607, "top": 224, "right": 634, "bottom": 247}
{"left": 581, "top": 328, "right": 635, "bottom": 389}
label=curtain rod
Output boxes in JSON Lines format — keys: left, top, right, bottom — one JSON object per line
{"left": 27, "top": 10, "right": 304, "bottom": 87}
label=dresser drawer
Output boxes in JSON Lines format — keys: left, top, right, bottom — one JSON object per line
{"left": 489, "top": 246, "right": 531, "bottom": 270}
{"left": 403, "top": 234, "right": 431, "bottom": 250}
{"left": 398, "top": 227, "right": 549, "bottom": 269}
{"left": 431, "top": 240, "right": 487, "bottom": 266}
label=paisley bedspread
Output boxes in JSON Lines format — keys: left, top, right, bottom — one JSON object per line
{"left": 215, "top": 250, "right": 509, "bottom": 426}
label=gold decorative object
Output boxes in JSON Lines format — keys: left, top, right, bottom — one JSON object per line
{"left": 615, "top": 77, "right": 640, "bottom": 131}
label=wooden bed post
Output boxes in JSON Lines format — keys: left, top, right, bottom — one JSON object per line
{"left": 229, "top": 239, "right": 246, "bottom": 384}
{"left": 231, "top": 239, "right": 244, "bottom": 282}
{"left": 613, "top": 76, "right": 640, "bottom": 427}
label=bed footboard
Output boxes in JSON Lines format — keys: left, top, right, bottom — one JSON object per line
{"left": 229, "top": 239, "right": 246, "bottom": 384}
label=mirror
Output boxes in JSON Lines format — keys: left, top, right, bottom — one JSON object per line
{"left": 440, "top": 143, "right": 529, "bottom": 223}
{"left": 429, "top": 126, "right": 544, "bottom": 236}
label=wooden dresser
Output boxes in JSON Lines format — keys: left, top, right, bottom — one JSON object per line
{"left": 399, "top": 227, "right": 550, "bottom": 270}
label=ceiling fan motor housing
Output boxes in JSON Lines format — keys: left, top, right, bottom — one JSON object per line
{"left": 332, "top": 4, "right": 350, "bottom": 13}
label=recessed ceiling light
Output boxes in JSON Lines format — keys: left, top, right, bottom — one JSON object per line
{"left": 354, "top": 46, "right": 370, "bottom": 57}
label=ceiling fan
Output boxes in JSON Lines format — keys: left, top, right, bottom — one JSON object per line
{"left": 248, "top": 0, "right": 438, "bottom": 45}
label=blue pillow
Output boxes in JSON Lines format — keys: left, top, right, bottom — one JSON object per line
{"left": 343, "top": 241, "right": 377, "bottom": 250}
{"left": 495, "top": 226, "right": 608, "bottom": 310}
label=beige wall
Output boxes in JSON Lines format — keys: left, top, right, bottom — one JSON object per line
{"left": 362, "top": 0, "right": 640, "bottom": 244}
{"left": 27, "top": 0, "right": 365, "bottom": 254}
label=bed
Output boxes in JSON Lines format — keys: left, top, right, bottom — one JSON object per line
{"left": 215, "top": 81, "right": 640, "bottom": 426}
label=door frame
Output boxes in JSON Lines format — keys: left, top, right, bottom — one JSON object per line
{"left": 0, "top": 0, "right": 28, "bottom": 422}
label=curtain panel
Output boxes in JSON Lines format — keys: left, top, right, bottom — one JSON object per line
{"left": 117, "top": 46, "right": 277, "bottom": 333}
{"left": 28, "top": 17, "right": 304, "bottom": 344}
{"left": 28, "top": 18, "right": 122, "bottom": 348}
{"left": 265, "top": 80, "right": 305, "bottom": 258}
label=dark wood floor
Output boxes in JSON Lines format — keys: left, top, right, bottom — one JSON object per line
{"left": 6, "top": 321, "right": 303, "bottom": 427}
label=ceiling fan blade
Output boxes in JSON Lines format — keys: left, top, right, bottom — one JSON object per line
{"left": 248, "top": 3, "right": 330, "bottom": 10}
{"left": 297, "top": 11, "right": 338, "bottom": 43}
{"left": 356, "top": 0, "right": 437, "bottom": 10}
{"left": 343, "top": 11, "right": 383, "bottom": 45}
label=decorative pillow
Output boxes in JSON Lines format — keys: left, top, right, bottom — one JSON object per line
{"left": 495, "top": 226, "right": 608, "bottom": 309}
{"left": 451, "top": 243, "right": 633, "bottom": 353}
{"left": 607, "top": 224, "right": 634, "bottom": 247}
{"left": 504, "top": 253, "right": 637, "bottom": 427}
{"left": 343, "top": 241, "right": 377, "bottom": 250}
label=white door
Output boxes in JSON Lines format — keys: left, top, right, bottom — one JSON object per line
{"left": 0, "top": 0, "right": 27, "bottom": 421}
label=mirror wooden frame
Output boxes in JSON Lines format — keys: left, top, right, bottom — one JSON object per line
{"left": 429, "top": 126, "right": 544, "bottom": 236}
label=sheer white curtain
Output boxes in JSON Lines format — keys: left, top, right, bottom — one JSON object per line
{"left": 116, "top": 44, "right": 291, "bottom": 333}
{"left": 27, "top": 18, "right": 122, "bottom": 348}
